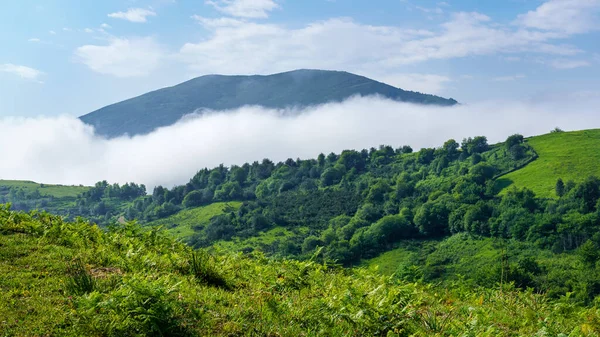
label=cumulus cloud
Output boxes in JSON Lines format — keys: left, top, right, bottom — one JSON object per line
{"left": 179, "top": 11, "right": 585, "bottom": 82}
{"left": 75, "top": 37, "right": 164, "bottom": 77}
{"left": 0, "top": 63, "right": 43, "bottom": 81}
{"left": 108, "top": 8, "right": 156, "bottom": 23}
{"left": 206, "top": 0, "right": 279, "bottom": 18}
{"left": 516, "top": 0, "right": 600, "bottom": 34}
{"left": 1, "top": 96, "right": 599, "bottom": 189}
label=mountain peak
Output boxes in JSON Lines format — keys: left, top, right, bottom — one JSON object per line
{"left": 80, "top": 69, "right": 458, "bottom": 138}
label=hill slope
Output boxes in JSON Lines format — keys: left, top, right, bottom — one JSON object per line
{"left": 80, "top": 69, "right": 458, "bottom": 138}
{"left": 0, "top": 180, "right": 88, "bottom": 198}
{"left": 497, "top": 129, "right": 600, "bottom": 198}
{"left": 1, "top": 206, "right": 596, "bottom": 336}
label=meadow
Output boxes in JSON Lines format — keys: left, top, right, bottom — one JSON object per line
{"left": 498, "top": 129, "right": 600, "bottom": 198}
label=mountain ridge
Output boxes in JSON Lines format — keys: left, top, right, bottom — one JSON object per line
{"left": 79, "top": 69, "right": 458, "bottom": 138}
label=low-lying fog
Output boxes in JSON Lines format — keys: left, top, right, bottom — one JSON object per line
{"left": 1, "top": 95, "right": 598, "bottom": 189}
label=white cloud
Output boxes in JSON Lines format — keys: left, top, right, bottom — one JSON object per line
{"left": 28, "top": 38, "right": 41, "bottom": 43}
{"left": 101, "top": 23, "right": 112, "bottom": 29}
{"left": 49, "top": 30, "right": 56, "bottom": 35}
{"left": 108, "top": 8, "right": 156, "bottom": 23}
{"left": 546, "top": 59, "right": 591, "bottom": 69}
{"left": 372, "top": 73, "right": 451, "bottom": 94}
{"left": 493, "top": 74, "right": 526, "bottom": 81}
{"left": 1, "top": 96, "right": 599, "bottom": 189}
{"left": 516, "top": 0, "right": 600, "bottom": 34}
{"left": 84, "top": 28, "right": 94, "bottom": 33}
{"left": 192, "top": 15, "right": 246, "bottom": 28}
{"left": 0, "top": 63, "right": 43, "bottom": 81}
{"left": 75, "top": 37, "right": 164, "bottom": 77}
{"left": 179, "top": 12, "right": 585, "bottom": 80}
{"left": 416, "top": 6, "right": 444, "bottom": 14}
{"left": 206, "top": 0, "right": 279, "bottom": 18}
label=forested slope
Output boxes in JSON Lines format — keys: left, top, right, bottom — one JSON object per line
{"left": 5, "top": 129, "right": 600, "bottom": 303}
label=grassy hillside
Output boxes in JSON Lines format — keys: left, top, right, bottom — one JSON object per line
{"left": 0, "top": 179, "right": 88, "bottom": 198}
{"left": 2, "top": 205, "right": 600, "bottom": 336}
{"left": 497, "top": 129, "right": 600, "bottom": 198}
{"left": 215, "top": 225, "right": 310, "bottom": 254}
{"left": 146, "top": 202, "right": 242, "bottom": 240}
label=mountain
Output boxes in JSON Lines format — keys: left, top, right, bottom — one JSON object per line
{"left": 79, "top": 69, "right": 458, "bottom": 138}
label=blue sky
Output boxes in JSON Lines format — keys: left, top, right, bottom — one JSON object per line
{"left": 1, "top": 0, "right": 599, "bottom": 117}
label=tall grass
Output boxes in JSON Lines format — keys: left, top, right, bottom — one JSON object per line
{"left": 189, "top": 250, "right": 230, "bottom": 290}
{"left": 66, "top": 258, "right": 95, "bottom": 295}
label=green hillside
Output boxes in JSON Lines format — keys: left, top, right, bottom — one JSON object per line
{"left": 497, "top": 129, "right": 600, "bottom": 198}
{"left": 0, "top": 179, "right": 88, "bottom": 198}
{"left": 3, "top": 205, "right": 600, "bottom": 336}
{"left": 146, "top": 202, "right": 242, "bottom": 240}
{"left": 363, "top": 234, "right": 590, "bottom": 299}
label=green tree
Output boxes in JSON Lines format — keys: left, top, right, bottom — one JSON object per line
{"left": 579, "top": 240, "right": 599, "bottom": 266}
{"left": 414, "top": 199, "right": 451, "bottom": 236}
{"left": 505, "top": 134, "right": 524, "bottom": 150}
{"left": 556, "top": 178, "right": 565, "bottom": 198}
{"left": 183, "top": 190, "right": 204, "bottom": 208}
{"left": 442, "top": 139, "right": 459, "bottom": 160}
{"left": 302, "top": 236, "right": 321, "bottom": 254}
{"left": 320, "top": 167, "right": 343, "bottom": 187}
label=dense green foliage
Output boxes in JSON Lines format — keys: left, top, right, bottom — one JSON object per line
{"left": 365, "top": 233, "right": 600, "bottom": 303}
{"left": 6, "top": 129, "right": 600, "bottom": 306}
{"left": 0, "top": 180, "right": 146, "bottom": 226}
{"left": 4, "top": 205, "right": 600, "bottom": 336}
{"left": 140, "top": 134, "right": 533, "bottom": 263}
{"left": 80, "top": 69, "right": 458, "bottom": 137}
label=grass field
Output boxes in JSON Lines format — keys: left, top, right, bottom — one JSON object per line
{"left": 496, "top": 129, "right": 600, "bottom": 198}
{"left": 0, "top": 180, "right": 89, "bottom": 198}
{"left": 146, "top": 202, "right": 243, "bottom": 239}
{"left": 362, "top": 241, "right": 428, "bottom": 276}
{"left": 215, "top": 226, "right": 310, "bottom": 252}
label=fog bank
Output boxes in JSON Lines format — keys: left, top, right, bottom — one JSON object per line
{"left": 1, "top": 95, "right": 598, "bottom": 189}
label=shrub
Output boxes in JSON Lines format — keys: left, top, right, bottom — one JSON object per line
{"left": 76, "top": 275, "right": 191, "bottom": 337}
